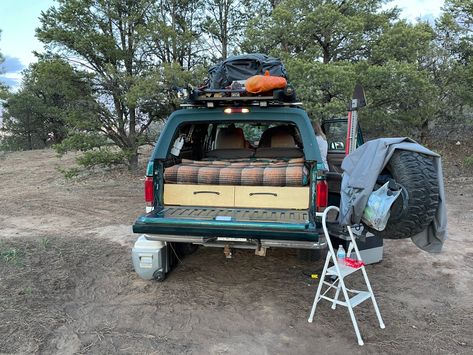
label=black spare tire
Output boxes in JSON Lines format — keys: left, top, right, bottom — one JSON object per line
{"left": 365, "top": 150, "right": 439, "bottom": 239}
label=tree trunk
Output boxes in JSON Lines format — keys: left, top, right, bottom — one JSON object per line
{"left": 26, "top": 111, "right": 33, "bottom": 150}
{"left": 128, "top": 106, "right": 138, "bottom": 170}
{"left": 27, "top": 133, "right": 33, "bottom": 150}
{"left": 128, "top": 150, "right": 139, "bottom": 170}
{"left": 323, "top": 46, "right": 330, "bottom": 64}
{"left": 420, "top": 119, "right": 429, "bottom": 144}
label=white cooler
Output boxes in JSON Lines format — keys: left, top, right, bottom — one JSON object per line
{"left": 132, "top": 235, "right": 167, "bottom": 280}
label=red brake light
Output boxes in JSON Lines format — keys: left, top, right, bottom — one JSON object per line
{"left": 316, "top": 180, "right": 328, "bottom": 211}
{"left": 144, "top": 176, "right": 154, "bottom": 205}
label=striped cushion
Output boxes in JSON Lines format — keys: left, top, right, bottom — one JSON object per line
{"left": 164, "top": 158, "right": 309, "bottom": 186}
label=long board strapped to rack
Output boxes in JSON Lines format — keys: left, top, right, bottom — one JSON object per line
{"left": 182, "top": 86, "right": 302, "bottom": 108}
{"left": 345, "top": 84, "right": 367, "bottom": 155}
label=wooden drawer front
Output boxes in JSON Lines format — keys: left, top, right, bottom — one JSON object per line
{"left": 164, "top": 184, "right": 234, "bottom": 207}
{"left": 234, "top": 186, "right": 310, "bottom": 209}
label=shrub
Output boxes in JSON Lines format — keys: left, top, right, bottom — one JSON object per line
{"left": 76, "top": 148, "right": 130, "bottom": 169}
{"left": 465, "top": 155, "right": 473, "bottom": 168}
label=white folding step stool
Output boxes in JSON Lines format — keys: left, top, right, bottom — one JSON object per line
{"left": 308, "top": 206, "right": 385, "bottom": 346}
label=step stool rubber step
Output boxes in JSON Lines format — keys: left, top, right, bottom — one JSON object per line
{"left": 349, "top": 291, "right": 371, "bottom": 307}
{"left": 326, "top": 263, "right": 362, "bottom": 278}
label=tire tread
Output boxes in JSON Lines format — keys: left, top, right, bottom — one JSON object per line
{"left": 366, "top": 150, "right": 439, "bottom": 239}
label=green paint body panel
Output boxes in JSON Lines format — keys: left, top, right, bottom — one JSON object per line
{"left": 145, "top": 161, "right": 154, "bottom": 176}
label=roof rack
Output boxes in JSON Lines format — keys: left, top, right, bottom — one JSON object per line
{"left": 181, "top": 86, "right": 303, "bottom": 108}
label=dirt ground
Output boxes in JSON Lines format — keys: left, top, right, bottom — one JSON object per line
{"left": 0, "top": 149, "right": 472, "bottom": 354}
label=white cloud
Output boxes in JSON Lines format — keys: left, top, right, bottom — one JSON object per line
{"left": 388, "top": 0, "right": 444, "bottom": 22}
{"left": 0, "top": 72, "right": 22, "bottom": 89}
{"left": 1, "top": 55, "right": 25, "bottom": 74}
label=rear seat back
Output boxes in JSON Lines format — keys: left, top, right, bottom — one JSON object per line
{"left": 259, "top": 125, "right": 296, "bottom": 147}
{"left": 215, "top": 127, "right": 245, "bottom": 149}
{"left": 256, "top": 125, "right": 303, "bottom": 159}
{"left": 254, "top": 147, "right": 303, "bottom": 159}
{"left": 270, "top": 131, "right": 296, "bottom": 148}
{"left": 207, "top": 126, "right": 254, "bottom": 159}
{"left": 207, "top": 124, "right": 304, "bottom": 160}
{"left": 206, "top": 149, "right": 254, "bottom": 159}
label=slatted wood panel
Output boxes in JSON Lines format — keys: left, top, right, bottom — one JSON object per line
{"left": 159, "top": 206, "right": 310, "bottom": 224}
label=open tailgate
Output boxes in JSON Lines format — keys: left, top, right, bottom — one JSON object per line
{"left": 133, "top": 206, "right": 320, "bottom": 242}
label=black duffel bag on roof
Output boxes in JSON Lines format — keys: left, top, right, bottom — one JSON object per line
{"left": 208, "top": 53, "right": 287, "bottom": 89}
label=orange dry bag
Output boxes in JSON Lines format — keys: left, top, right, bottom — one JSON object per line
{"left": 245, "top": 71, "right": 287, "bottom": 94}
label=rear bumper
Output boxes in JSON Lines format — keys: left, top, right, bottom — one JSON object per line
{"left": 138, "top": 234, "right": 326, "bottom": 250}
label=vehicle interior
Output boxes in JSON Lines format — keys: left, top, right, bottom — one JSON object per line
{"left": 168, "top": 121, "right": 305, "bottom": 161}
{"left": 160, "top": 121, "right": 313, "bottom": 210}
{"left": 321, "top": 118, "right": 363, "bottom": 202}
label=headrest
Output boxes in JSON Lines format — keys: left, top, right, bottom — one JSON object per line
{"left": 271, "top": 132, "right": 296, "bottom": 148}
{"left": 215, "top": 127, "right": 245, "bottom": 149}
{"left": 259, "top": 125, "right": 297, "bottom": 148}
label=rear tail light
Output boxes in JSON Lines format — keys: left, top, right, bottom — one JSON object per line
{"left": 316, "top": 179, "right": 328, "bottom": 211}
{"left": 144, "top": 176, "right": 154, "bottom": 211}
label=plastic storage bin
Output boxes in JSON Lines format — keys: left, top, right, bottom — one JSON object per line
{"left": 132, "top": 235, "right": 167, "bottom": 280}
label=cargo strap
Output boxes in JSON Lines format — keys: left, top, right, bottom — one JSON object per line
{"left": 308, "top": 206, "right": 385, "bottom": 346}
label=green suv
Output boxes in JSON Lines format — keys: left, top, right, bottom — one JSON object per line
{"left": 132, "top": 105, "right": 329, "bottom": 264}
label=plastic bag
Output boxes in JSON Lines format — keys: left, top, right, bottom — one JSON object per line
{"left": 344, "top": 257, "right": 365, "bottom": 269}
{"left": 361, "top": 182, "right": 401, "bottom": 231}
{"left": 245, "top": 71, "right": 287, "bottom": 93}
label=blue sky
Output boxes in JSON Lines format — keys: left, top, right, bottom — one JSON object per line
{"left": 0, "top": 0, "right": 55, "bottom": 87}
{"left": 0, "top": 0, "right": 445, "bottom": 88}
